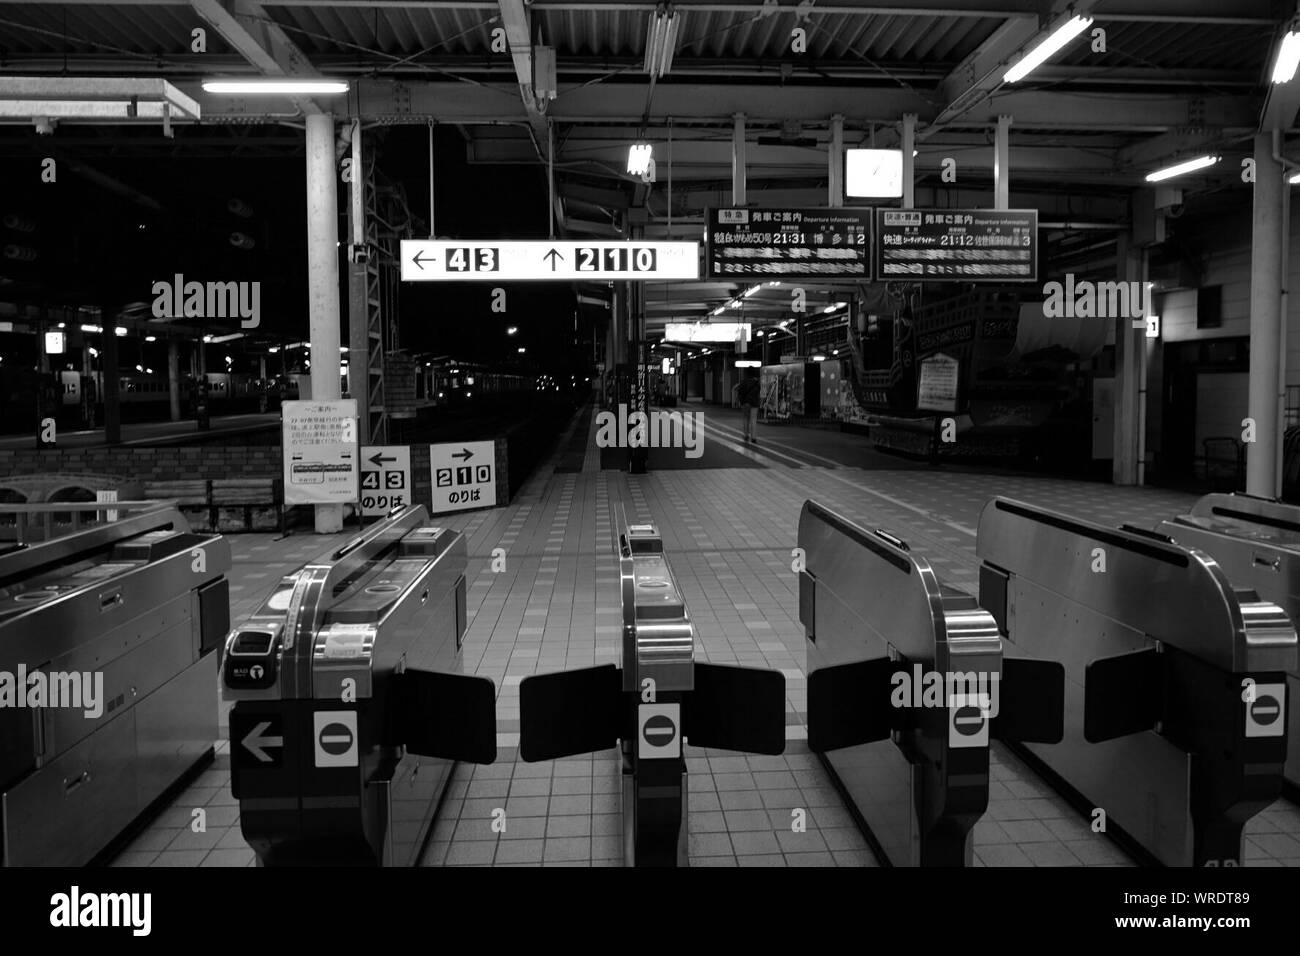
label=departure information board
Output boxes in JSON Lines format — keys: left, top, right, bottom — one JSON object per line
{"left": 705, "top": 208, "right": 871, "bottom": 279}
{"left": 875, "top": 209, "right": 1038, "bottom": 282}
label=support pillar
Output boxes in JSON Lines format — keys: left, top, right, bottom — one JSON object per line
{"left": 994, "top": 115, "right": 1011, "bottom": 211}
{"left": 828, "top": 114, "right": 844, "bottom": 207}
{"left": 101, "top": 312, "right": 121, "bottom": 446}
{"left": 306, "top": 111, "right": 344, "bottom": 533}
{"left": 168, "top": 339, "right": 180, "bottom": 422}
{"left": 347, "top": 118, "right": 370, "bottom": 445}
{"left": 901, "top": 114, "right": 916, "bottom": 209}
{"left": 732, "top": 113, "right": 746, "bottom": 206}
{"left": 1247, "top": 131, "right": 1284, "bottom": 497}
{"left": 1113, "top": 233, "right": 1144, "bottom": 485}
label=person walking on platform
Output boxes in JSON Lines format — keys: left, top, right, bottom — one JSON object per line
{"left": 738, "top": 370, "right": 760, "bottom": 444}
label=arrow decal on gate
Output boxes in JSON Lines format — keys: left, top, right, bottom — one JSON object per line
{"left": 241, "top": 721, "right": 284, "bottom": 763}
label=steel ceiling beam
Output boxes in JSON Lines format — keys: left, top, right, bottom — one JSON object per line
{"left": 189, "top": 0, "right": 324, "bottom": 115}
{"left": 923, "top": 0, "right": 1103, "bottom": 138}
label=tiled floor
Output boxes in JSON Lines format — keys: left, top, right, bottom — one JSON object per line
{"left": 109, "top": 404, "right": 1300, "bottom": 866}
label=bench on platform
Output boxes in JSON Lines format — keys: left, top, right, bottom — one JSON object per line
{"left": 210, "top": 477, "right": 283, "bottom": 533}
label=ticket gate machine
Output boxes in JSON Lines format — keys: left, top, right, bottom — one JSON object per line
{"left": 0, "top": 507, "right": 231, "bottom": 865}
{"left": 978, "top": 497, "right": 1297, "bottom": 866}
{"left": 799, "top": 500, "right": 1065, "bottom": 866}
{"left": 520, "top": 519, "right": 786, "bottom": 866}
{"left": 222, "top": 505, "right": 497, "bottom": 866}
{"left": 1149, "top": 492, "right": 1300, "bottom": 797}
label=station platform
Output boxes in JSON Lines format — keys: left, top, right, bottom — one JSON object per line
{"left": 106, "top": 404, "right": 1300, "bottom": 867}
{"left": 0, "top": 412, "right": 279, "bottom": 449}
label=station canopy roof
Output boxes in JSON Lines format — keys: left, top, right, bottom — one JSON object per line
{"left": 1, "top": 0, "right": 1295, "bottom": 333}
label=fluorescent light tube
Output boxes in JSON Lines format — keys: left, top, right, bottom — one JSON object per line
{"left": 1145, "top": 154, "right": 1219, "bottom": 182}
{"left": 202, "top": 79, "right": 349, "bottom": 95}
{"left": 627, "top": 143, "right": 653, "bottom": 175}
{"left": 1003, "top": 15, "right": 1093, "bottom": 84}
{"left": 1274, "top": 30, "right": 1300, "bottom": 84}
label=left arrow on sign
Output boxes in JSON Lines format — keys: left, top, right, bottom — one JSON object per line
{"left": 368, "top": 451, "right": 397, "bottom": 466}
{"left": 412, "top": 249, "right": 437, "bottom": 270}
{"left": 242, "top": 721, "right": 284, "bottom": 763}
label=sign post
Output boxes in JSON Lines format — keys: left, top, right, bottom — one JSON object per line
{"left": 429, "top": 440, "right": 497, "bottom": 514}
{"left": 281, "top": 399, "right": 359, "bottom": 506}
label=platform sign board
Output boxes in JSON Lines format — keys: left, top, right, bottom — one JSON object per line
{"left": 429, "top": 440, "right": 496, "bottom": 514}
{"left": 916, "top": 353, "right": 960, "bottom": 413}
{"left": 359, "top": 445, "right": 411, "bottom": 518}
{"left": 875, "top": 208, "right": 1038, "bottom": 282}
{"left": 400, "top": 240, "right": 699, "bottom": 282}
{"left": 705, "top": 207, "right": 872, "bottom": 279}
{"left": 281, "top": 399, "right": 358, "bottom": 505}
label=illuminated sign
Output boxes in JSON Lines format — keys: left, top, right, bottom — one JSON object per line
{"left": 705, "top": 208, "right": 872, "bottom": 279}
{"left": 44, "top": 331, "right": 65, "bottom": 354}
{"left": 664, "top": 322, "right": 751, "bottom": 343}
{"left": 400, "top": 240, "right": 699, "bottom": 282}
{"left": 846, "top": 149, "right": 904, "bottom": 199}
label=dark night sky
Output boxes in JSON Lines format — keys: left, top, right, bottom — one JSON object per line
{"left": 0, "top": 123, "right": 586, "bottom": 375}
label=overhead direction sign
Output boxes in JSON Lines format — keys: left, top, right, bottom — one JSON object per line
{"left": 429, "top": 439, "right": 497, "bottom": 514}
{"left": 705, "top": 207, "right": 872, "bottom": 279}
{"left": 359, "top": 445, "right": 411, "bottom": 518}
{"left": 400, "top": 240, "right": 699, "bottom": 282}
{"left": 875, "top": 208, "right": 1038, "bottom": 282}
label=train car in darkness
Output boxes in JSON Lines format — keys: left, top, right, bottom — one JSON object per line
{"left": 421, "top": 358, "right": 535, "bottom": 408}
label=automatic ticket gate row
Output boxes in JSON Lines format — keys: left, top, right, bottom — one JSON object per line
{"left": 222, "top": 505, "right": 497, "bottom": 866}
{"left": 801, "top": 496, "right": 1298, "bottom": 867}
{"left": 519, "top": 518, "right": 786, "bottom": 866}
{"left": 1147, "top": 492, "right": 1300, "bottom": 798}
{"left": 0, "top": 507, "right": 231, "bottom": 866}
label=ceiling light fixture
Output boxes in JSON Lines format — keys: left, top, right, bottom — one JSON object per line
{"left": 1145, "top": 154, "right": 1220, "bottom": 182}
{"left": 627, "top": 143, "right": 654, "bottom": 176}
{"left": 643, "top": 6, "right": 681, "bottom": 79}
{"left": 1003, "top": 14, "right": 1094, "bottom": 84}
{"left": 1273, "top": 26, "right": 1300, "bottom": 84}
{"left": 202, "top": 79, "right": 349, "bottom": 95}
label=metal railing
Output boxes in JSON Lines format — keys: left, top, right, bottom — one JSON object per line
{"left": 0, "top": 499, "right": 180, "bottom": 545}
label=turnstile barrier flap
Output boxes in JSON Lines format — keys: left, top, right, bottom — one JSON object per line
{"left": 682, "top": 663, "right": 786, "bottom": 755}
{"left": 807, "top": 657, "right": 901, "bottom": 752}
{"left": 991, "top": 657, "right": 1065, "bottom": 744}
{"left": 390, "top": 669, "right": 496, "bottom": 764}
{"left": 1084, "top": 648, "right": 1163, "bottom": 743}
{"left": 519, "top": 664, "right": 622, "bottom": 762}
